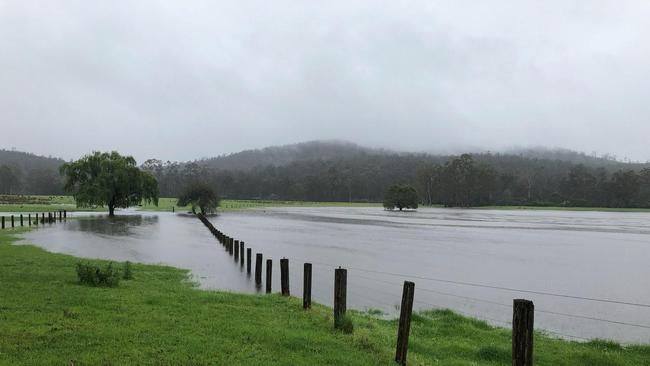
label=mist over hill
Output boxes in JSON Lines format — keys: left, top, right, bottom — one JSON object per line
{"left": 2, "top": 141, "right": 649, "bottom": 208}
{"left": 194, "top": 140, "right": 392, "bottom": 171}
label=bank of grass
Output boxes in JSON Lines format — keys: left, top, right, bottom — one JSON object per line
{"left": 1, "top": 230, "right": 649, "bottom": 365}
{"left": 0, "top": 195, "right": 380, "bottom": 213}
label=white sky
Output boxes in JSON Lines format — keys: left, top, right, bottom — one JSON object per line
{"left": 1, "top": 1, "right": 649, "bottom": 162}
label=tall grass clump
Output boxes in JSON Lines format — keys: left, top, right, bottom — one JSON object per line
{"left": 123, "top": 261, "right": 134, "bottom": 280}
{"left": 76, "top": 262, "right": 121, "bottom": 287}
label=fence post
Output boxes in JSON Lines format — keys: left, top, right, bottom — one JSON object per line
{"left": 64, "top": 210, "right": 67, "bottom": 219}
{"left": 1, "top": 216, "right": 4, "bottom": 229}
{"left": 255, "top": 253, "right": 263, "bottom": 285}
{"left": 229, "top": 238, "right": 234, "bottom": 255}
{"left": 11, "top": 215, "right": 14, "bottom": 228}
{"left": 512, "top": 299, "right": 534, "bottom": 366}
{"left": 395, "top": 281, "right": 415, "bottom": 365}
{"left": 247, "top": 248, "right": 252, "bottom": 274}
{"left": 280, "top": 258, "right": 290, "bottom": 296}
{"left": 20, "top": 214, "right": 23, "bottom": 227}
{"left": 41, "top": 213, "right": 44, "bottom": 224}
{"left": 334, "top": 267, "right": 347, "bottom": 328}
{"left": 28, "top": 214, "right": 31, "bottom": 227}
{"left": 303, "top": 263, "right": 312, "bottom": 309}
{"left": 234, "top": 240, "right": 240, "bottom": 261}
{"left": 240, "top": 241, "right": 245, "bottom": 267}
{"left": 266, "top": 259, "right": 272, "bottom": 293}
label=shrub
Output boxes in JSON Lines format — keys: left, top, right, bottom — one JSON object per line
{"left": 335, "top": 315, "right": 354, "bottom": 334}
{"left": 123, "top": 261, "right": 134, "bottom": 280}
{"left": 76, "top": 262, "right": 121, "bottom": 287}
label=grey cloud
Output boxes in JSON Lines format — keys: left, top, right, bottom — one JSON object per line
{"left": 1, "top": 0, "right": 649, "bottom": 162}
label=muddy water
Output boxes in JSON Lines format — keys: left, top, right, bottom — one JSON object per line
{"left": 18, "top": 207, "right": 650, "bottom": 343}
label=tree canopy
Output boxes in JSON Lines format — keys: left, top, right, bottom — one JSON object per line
{"left": 60, "top": 152, "right": 158, "bottom": 216}
{"left": 177, "top": 182, "right": 220, "bottom": 215}
{"left": 383, "top": 184, "right": 418, "bottom": 211}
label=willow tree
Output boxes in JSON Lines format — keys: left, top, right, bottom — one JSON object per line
{"left": 177, "top": 182, "right": 220, "bottom": 215}
{"left": 60, "top": 151, "right": 159, "bottom": 216}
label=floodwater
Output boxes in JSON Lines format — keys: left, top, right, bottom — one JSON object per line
{"left": 17, "top": 207, "right": 650, "bottom": 343}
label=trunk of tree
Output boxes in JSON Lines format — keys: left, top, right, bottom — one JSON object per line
{"left": 109, "top": 205, "right": 115, "bottom": 217}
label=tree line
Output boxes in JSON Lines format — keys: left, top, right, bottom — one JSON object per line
{"left": 141, "top": 153, "right": 650, "bottom": 208}
{"left": 2, "top": 146, "right": 650, "bottom": 208}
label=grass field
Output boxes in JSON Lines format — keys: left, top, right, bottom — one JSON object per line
{"left": 0, "top": 195, "right": 381, "bottom": 214}
{"left": 1, "top": 229, "right": 649, "bottom": 365}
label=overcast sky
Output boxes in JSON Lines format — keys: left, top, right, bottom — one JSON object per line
{"left": 1, "top": 1, "right": 649, "bottom": 163}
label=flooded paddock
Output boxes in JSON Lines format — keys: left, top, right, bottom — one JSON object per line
{"left": 18, "top": 207, "right": 650, "bottom": 343}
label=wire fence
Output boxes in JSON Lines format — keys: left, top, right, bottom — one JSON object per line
{"left": 194, "top": 213, "right": 650, "bottom": 364}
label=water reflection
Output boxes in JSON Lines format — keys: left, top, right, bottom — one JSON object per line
{"left": 73, "top": 215, "right": 159, "bottom": 237}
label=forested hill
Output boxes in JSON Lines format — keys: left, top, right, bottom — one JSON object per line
{"left": 0, "top": 150, "right": 65, "bottom": 195}
{"left": 195, "top": 140, "right": 390, "bottom": 171}
{"left": 2, "top": 141, "right": 650, "bottom": 208}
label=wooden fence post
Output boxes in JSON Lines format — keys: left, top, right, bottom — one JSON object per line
{"left": 303, "top": 263, "right": 312, "bottom": 309}
{"left": 334, "top": 267, "right": 347, "bottom": 328}
{"left": 64, "top": 210, "right": 67, "bottom": 219}
{"left": 234, "top": 240, "right": 240, "bottom": 261}
{"left": 266, "top": 259, "right": 272, "bottom": 294}
{"left": 11, "top": 215, "right": 14, "bottom": 228}
{"left": 28, "top": 214, "right": 31, "bottom": 227}
{"left": 240, "top": 241, "right": 245, "bottom": 267}
{"left": 395, "top": 281, "right": 415, "bottom": 365}
{"left": 1, "top": 216, "right": 4, "bottom": 229}
{"left": 512, "top": 299, "right": 534, "bottom": 366}
{"left": 255, "top": 253, "right": 263, "bottom": 285}
{"left": 247, "top": 248, "right": 252, "bottom": 274}
{"left": 280, "top": 258, "right": 290, "bottom": 296}
{"left": 229, "top": 238, "right": 234, "bottom": 255}
{"left": 41, "top": 213, "right": 44, "bottom": 224}
{"left": 20, "top": 214, "right": 23, "bottom": 227}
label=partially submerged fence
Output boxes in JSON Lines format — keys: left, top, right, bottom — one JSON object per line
{"left": 196, "top": 213, "right": 540, "bottom": 365}
{"left": 0, "top": 210, "right": 67, "bottom": 230}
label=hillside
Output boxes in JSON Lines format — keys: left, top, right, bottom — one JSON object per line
{"left": 196, "top": 140, "right": 390, "bottom": 171}
{"left": 0, "top": 150, "right": 65, "bottom": 195}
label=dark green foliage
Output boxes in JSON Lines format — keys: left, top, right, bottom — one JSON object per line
{"left": 336, "top": 315, "right": 355, "bottom": 334}
{"left": 76, "top": 262, "right": 121, "bottom": 287}
{"left": 60, "top": 151, "right": 159, "bottom": 216}
{"left": 383, "top": 185, "right": 418, "bottom": 210}
{"left": 123, "top": 261, "right": 134, "bottom": 280}
{"left": 177, "top": 181, "right": 220, "bottom": 214}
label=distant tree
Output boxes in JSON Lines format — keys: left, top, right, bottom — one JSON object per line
{"left": 60, "top": 152, "right": 159, "bottom": 217}
{"left": 0, "top": 165, "right": 20, "bottom": 194}
{"left": 607, "top": 170, "right": 640, "bottom": 207}
{"left": 177, "top": 182, "right": 220, "bottom": 214}
{"left": 383, "top": 184, "right": 418, "bottom": 211}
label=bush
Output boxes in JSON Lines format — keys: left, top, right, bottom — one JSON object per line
{"left": 76, "top": 262, "right": 121, "bottom": 287}
{"left": 335, "top": 315, "right": 354, "bottom": 334}
{"left": 123, "top": 261, "right": 134, "bottom": 280}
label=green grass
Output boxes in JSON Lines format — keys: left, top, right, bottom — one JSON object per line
{"left": 1, "top": 195, "right": 380, "bottom": 214}
{"left": 1, "top": 229, "right": 649, "bottom": 365}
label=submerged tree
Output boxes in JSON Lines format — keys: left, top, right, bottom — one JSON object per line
{"left": 60, "top": 152, "right": 159, "bottom": 216}
{"left": 177, "top": 182, "right": 220, "bottom": 214}
{"left": 383, "top": 184, "right": 418, "bottom": 211}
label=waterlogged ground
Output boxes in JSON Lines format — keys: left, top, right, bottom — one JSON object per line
{"left": 18, "top": 207, "right": 650, "bottom": 343}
